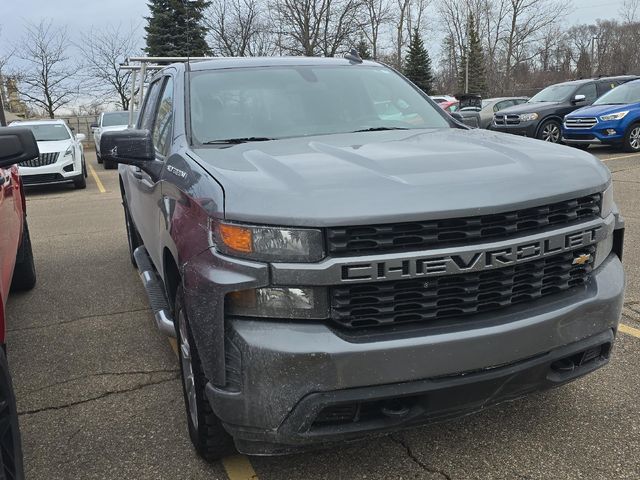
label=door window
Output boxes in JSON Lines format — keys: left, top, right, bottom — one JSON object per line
{"left": 575, "top": 83, "right": 597, "bottom": 104}
{"left": 138, "top": 80, "right": 163, "bottom": 130}
{"left": 152, "top": 77, "right": 174, "bottom": 158}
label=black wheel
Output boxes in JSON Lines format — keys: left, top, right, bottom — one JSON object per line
{"left": 11, "top": 218, "right": 36, "bottom": 291}
{"left": 537, "top": 119, "right": 562, "bottom": 143}
{"left": 123, "top": 201, "right": 141, "bottom": 267}
{"left": 83, "top": 157, "right": 88, "bottom": 178}
{"left": 73, "top": 166, "right": 87, "bottom": 189}
{"left": 175, "top": 286, "right": 236, "bottom": 462}
{"left": 103, "top": 159, "right": 116, "bottom": 170}
{"left": 96, "top": 151, "right": 103, "bottom": 164}
{"left": 623, "top": 123, "right": 640, "bottom": 152}
{"left": 0, "top": 349, "right": 25, "bottom": 480}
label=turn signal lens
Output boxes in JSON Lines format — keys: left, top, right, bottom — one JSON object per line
{"left": 219, "top": 224, "right": 252, "bottom": 253}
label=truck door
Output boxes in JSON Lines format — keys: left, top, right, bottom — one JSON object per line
{"left": 0, "top": 164, "right": 21, "bottom": 305}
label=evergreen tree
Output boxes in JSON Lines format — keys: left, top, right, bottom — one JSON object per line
{"left": 145, "top": 0, "right": 211, "bottom": 57}
{"left": 457, "top": 13, "right": 487, "bottom": 95}
{"left": 403, "top": 28, "right": 434, "bottom": 94}
{"left": 356, "top": 37, "right": 372, "bottom": 60}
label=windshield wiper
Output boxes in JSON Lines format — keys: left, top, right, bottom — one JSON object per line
{"left": 201, "top": 137, "right": 274, "bottom": 145}
{"left": 350, "top": 127, "right": 410, "bottom": 133}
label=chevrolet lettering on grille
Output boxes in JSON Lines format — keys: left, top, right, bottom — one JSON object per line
{"left": 340, "top": 226, "right": 603, "bottom": 282}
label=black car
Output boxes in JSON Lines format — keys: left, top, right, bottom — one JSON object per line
{"left": 492, "top": 76, "right": 639, "bottom": 143}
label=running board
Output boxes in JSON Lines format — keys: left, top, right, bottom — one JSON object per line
{"left": 133, "top": 246, "right": 176, "bottom": 337}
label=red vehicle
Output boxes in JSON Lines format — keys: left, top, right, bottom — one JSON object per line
{"left": 438, "top": 100, "right": 459, "bottom": 113}
{"left": 0, "top": 126, "right": 38, "bottom": 479}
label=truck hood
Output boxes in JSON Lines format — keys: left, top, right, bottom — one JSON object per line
{"left": 192, "top": 128, "right": 610, "bottom": 226}
{"left": 567, "top": 103, "right": 640, "bottom": 117}
{"left": 36, "top": 139, "right": 72, "bottom": 154}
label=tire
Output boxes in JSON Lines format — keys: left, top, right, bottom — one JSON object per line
{"left": 623, "top": 123, "right": 640, "bottom": 153}
{"left": 0, "top": 348, "right": 25, "bottom": 480}
{"left": 73, "top": 163, "right": 87, "bottom": 189}
{"left": 175, "top": 286, "right": 236, "bottom": 462}
{"left": 123, "top": 201, "right": 141, "bottom": 267}
{"left": 537, "top": 119, "right": 562, "bottom": 143}
{"left": 103, "top": 159, "right": 116, "bottom": 170}
{"left": 10, "top": 218, "right": 36, "bottom": 291}
{"left": 96, "top": 151, "right": 103, "bottom": 164}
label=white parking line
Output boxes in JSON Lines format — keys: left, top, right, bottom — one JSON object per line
{"left": 599, "top": 153, "right": 640, "bottom": 162}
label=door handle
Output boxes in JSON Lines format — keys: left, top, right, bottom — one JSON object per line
{"left": 132, "top": 167, "right": 143, "bottom": 180}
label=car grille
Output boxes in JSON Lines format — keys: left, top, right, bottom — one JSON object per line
{"left": 564, "top": 117, "right": 597, "bottom": 129}
{"left": 330, "top": 246, "right": 595, "bottom": 329}
{"left": 20, "top": 173, "right": 65, "bottom": 185}
{"left": 494, "top": 114, "right": 520, "bottom": 126}
{"left": 327, "top": 194, "right": 601, "bottom": 256}
{"left": 19, "top": 152, "right": 60, "bottom": 167}
{"left": 563, "top": 133, "right": 596, "bottom": 140}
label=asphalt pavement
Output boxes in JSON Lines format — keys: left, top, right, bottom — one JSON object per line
{"left": 6, "top": 147, "right": 640, "bottom": 480}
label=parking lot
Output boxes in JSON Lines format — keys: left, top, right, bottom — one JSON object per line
{"left": 6, "top": 147, "right": 640, "bottom": 480}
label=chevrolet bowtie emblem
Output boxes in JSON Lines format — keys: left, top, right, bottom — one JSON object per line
{"left": 572, "top": 253, "right": 591, "bottom": 266}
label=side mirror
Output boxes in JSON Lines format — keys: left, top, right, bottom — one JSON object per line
{"left": 90, "top": 123, "right": 98, "bottom": 130}
{"left": 572, "top": 94, "right": 586, "bottom": 104}
{"left": 100, "top": 129, "right": 154, "bottom": 166}
{"left": 76, "top": 133, "right": 86, "bottom": 142}
{"left": 0, "top": 127, "right": 40, "bottom": 169}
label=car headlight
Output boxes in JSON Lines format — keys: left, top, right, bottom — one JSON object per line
{"left": 213, "top": 221, "right": 324, "bottom": 262}
{"left": 226, "top": 287, "right": 329, "bottom": 319}
{"left": 601, "top": 184, "right": 614, "bottom": 218}
{"left": 518, "top": 113, "right": 539, "bottom": 121}
{"left": 64, "top": 146, "right": 74, "bottom": 158}
{"left": 600, "top": 111, "right": 628, "bottom": 121}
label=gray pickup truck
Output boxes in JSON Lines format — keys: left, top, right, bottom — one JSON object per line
{"left": 102, "top": 57, "right": 625, "bottom": 460}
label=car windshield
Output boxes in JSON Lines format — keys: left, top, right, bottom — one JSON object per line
{"left": 102, "top": 112, "right": 134, "bottom": 127}
{"left": 21, "top": 124, "right": 70, "bottom": 141}
{"left": 528, "top": 84, "right": 576, "bottom": 103}
{"left": 189, "top": 65, "right": 450, "bottom": 144}
{"left": 594, "top": 82, "right": 640, "bottom": 105}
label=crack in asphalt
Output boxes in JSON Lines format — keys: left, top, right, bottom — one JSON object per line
{"left": 7, "top": 307, "right": 151, "bottom": 333}
{"left": 21, "top": 368, "right": 179, "bottom": 394}
{"left": 390, "top": 434, "right": 452, "bottom": 480}
{"left": 17, "top": 374, "right": 179, "bottom": 417}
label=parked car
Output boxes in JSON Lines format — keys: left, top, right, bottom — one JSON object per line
{"left": 429, "top": 95, "right": 456, "bottom": 104}
{"left": 439, "top": 100, "right": 459, "bottom": 112}
{"left": 459, "top": 97, "right": 529, "bottom": 129}
{"left": 562, "top": 79, "right": 640, "bottom": 152}
{"left": 9, "top": 120, "right": 87, "bottom": 189}
{"left": 492, "top": 76, "right": 638, "bottom": 143}
{"left": 0, "top": 126, "right": 39, "bottom": 480}
{"left": 102, "top": 57, "right": 624, "bottom": 460}
{"left": 92, "top": 111, "right": 137, "bottom": 169}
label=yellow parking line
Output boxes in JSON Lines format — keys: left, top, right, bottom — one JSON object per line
{"left": 88, "top": 164, "right": 106, "bottom": 193}
{"left": 620, "top": 323, "right": 640, "bottom": 338}
{"left": 168, "top": 338, "right": 178, "bottom": 356}
{"left": 223, "top": 455, "right": 258, "bottom": 480}
{"left": 600, "top": 153, "right": 640, "bottom": 162}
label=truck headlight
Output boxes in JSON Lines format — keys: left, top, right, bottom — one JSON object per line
{"left": 226, "top": 287, "right": 329, "bottom": 319}
{"left": 600, "top": 111, "right": 628, "bottom": 121}
{"left": 213, "top": 222, "right": 324, "bottom": 262}
{"left": 601, "top": 184, "right": 614, "bottom": 218}
{"left": 518, "top": 113, "right": 539, "bottom": 121}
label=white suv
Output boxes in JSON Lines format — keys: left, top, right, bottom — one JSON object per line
{"left": 9, "top": 120, "right": 87, "bottom": 189}
{"left": 92, "top": 111, "right": 136, "bottom": 169}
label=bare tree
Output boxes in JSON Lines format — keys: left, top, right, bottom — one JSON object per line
{"left": 362, "top": 0, "right": 392, "bottom": 59}
{"left": 620, "top": 0, "right": 640, "bottom": 23}
{"left": 76, "top": 24, "right": 141, "bottom": 110}
{"left": 206, "top": 0, "right": 276, "bottom": 56}
{"left": 15, "top": 20, "right": 77, "bottom": 118}
{"left": 271, "top": 0, "right": 363, "bottom": 57}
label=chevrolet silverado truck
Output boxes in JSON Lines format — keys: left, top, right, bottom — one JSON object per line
{"left": 102, "top": 57, "right": 625, "bottom": 460}
{"left": 0, "top": 126, "right": 40, "bottom": 478}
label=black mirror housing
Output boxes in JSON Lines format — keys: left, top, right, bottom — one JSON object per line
{"left": 100, "top": 129, "right": 155, "bottom": 165}
{"left": 0, "top": 127, "right": 39, "bottom": 169}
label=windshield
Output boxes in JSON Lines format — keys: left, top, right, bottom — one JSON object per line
{"left": 594, "top": 82, "right": 640, "bottom": 105}
{"left": 21, "top": 123, "right": 70, "bottom": 141}
{"left": 189, "top": 65, "right": 449, "bottom": 144}
{"left": 529, "top": 84, "right": 576, "bottom": 103}
{"left": 102, "top": 112, "right": 135, "bottom": 127}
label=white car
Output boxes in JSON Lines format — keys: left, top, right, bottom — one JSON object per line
{"left": 9, "top": 120, "right": 87, "bottom": 189}
{"left": 92, "top": 111, "right": 136, "bottom": 169}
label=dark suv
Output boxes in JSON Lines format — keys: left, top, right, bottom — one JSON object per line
{"left": 492, "top": 76, "right": 638, "bottom": 143}
{"left": 102, "top": 57, "right": 624, "bottom": 460}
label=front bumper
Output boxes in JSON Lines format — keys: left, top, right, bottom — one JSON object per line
{"left": 205, "top": 254, "right": 624, "bottom": 454}
{"left": 490, "top": 121, "right": 538, "bottom": 137}
{"left": 19, "top": 155, "right": 82, "bottom": 186}
{"left": 562, "top": 123, "right": 625, "bottom": 145}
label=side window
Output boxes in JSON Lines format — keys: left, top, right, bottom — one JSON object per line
{"left": 494, "top": 100, "right": 513, "bottom": 112}
{"left": 138, "top": 80, "right": 163, "bottom": 130}
{"left": 597, "top": 80, "right": 619, "bottom": 97}
{"left": 575, "top": 83, "right": 597, "bottom": 104}
{"left": 152, "top": 77, "right": 174, "bottom": 158}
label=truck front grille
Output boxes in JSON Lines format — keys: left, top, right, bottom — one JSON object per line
{"left": 19, "top": 152, "right": 59, "bottom": 167}
{"left": 326, "top": 193, "right": 600, "bottom": 256}
{"left": 330, "top": 247, "right": 594, "bottom": 329}
{"left": 493, "top": 114, "right": 520, "bottom": 125}
{"left": 564, "top": 117, "right": 598, "bottom": 129}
